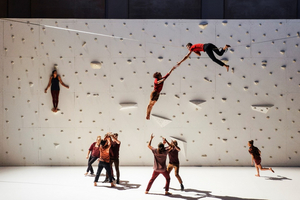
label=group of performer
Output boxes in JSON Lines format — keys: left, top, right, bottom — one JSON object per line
{"left": 44, "top": 42, "right": 275, "bottom": 195}
{"left": 84, "top": 133, "right": 274, "bottom": 195}
{"left": 85, "top": 133, "right": 121, "bottom": 187}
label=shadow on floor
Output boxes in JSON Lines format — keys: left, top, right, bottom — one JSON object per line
{"left": 147, "top": 187, "right": 267, "bottom": 200}
{"left": 262, "top": 175, "right": 292, "bottom": 181}
{"left": 95, "top": 180, "right": 141, "bottom": 191}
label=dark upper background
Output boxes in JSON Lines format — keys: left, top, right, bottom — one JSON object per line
{"left": 0, "top": 0, "right": 300, "bottom": 19}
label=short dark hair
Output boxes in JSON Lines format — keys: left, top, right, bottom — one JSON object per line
{"left": 158, "top": 142, "right": 165, "bottom": 154}
{"left": 114, "top": 133, "right": 118, "bottom": 137}
{"left": 153, "top": 72, "right": 161, "bottom": 79}
{"left": 186, "top": 43, "right": 192, "bottom": 47}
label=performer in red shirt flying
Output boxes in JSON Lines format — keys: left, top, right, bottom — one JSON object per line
{"left": 177, "top": 43, "right": 231, "bottom": 72}
{"left": 146, "top": 66, "right": 176, "bottom": 120}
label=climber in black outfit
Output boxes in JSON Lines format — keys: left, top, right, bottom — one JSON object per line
{"left": 45, "top": 70, "right": 69, "bottom": 112}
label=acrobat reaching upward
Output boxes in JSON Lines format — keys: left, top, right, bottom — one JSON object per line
{"left": 146, "top": 66, "right": 176, "bottom": 120}
{"left": 177, "top": 43, "right": 231, "bottom": 71}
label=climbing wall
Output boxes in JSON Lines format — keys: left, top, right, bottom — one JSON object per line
{"left": 0, "top": 19, "right": 300, "bottom": 166}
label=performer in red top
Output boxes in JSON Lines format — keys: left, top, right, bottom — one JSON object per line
{"left": 146, "top": 66, "right": 176, "bottom": 120}
{"left": 177, "top": 43, "right": 231, "bottom": 72}
{"left": 248, "top": 140, "right": 274, "bottom": 177}
{"left": 84, "top": 136, "right": 101, "bottom": 176}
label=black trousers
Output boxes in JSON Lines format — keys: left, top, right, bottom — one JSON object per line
{"left": 204, "top": 43, "right": 226, "bottom": 66}
{"left": 106, "top": 158, "right": 120, "bottom": 181}
{"left": 86, "top": 156, "right": 98, "bottom": 174}
{"left": 94, "top": 161, "right": 113, "bottom": 183}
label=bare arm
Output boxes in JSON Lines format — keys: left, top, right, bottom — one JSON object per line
{"left": 161, "top": 137, "right": 171, "bottom": 146}
{"left": 174, "top": 145, "right": 181, "bottom": 152}
{"left": 45, "top": 76, "right": 52, "bottom": 93}
{"left": 58, "top": 76, "right": 69, "bottom": 89}
{"left": 250, "top": 154, "right": 254, "bottom": 165}
{"left": 148, "top": 133, "right": 154, "bottom": 150}
{"left": 111, "top": 135, "right": 120, "bottom": 144}
{"left": 156, "top": 67, "right": 176, "bottom": 84}
{"left": 86, "top": 150, "right": 91, "bottom": 159}
{"left": 194, "top": 51, "right": 201, "bottom": 57}
{"left": 177, "top": 51, "right": 192, "bottom": 66}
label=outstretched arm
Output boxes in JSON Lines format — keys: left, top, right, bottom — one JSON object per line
{"left": 161, "top": 136, "right": 171, "bottom": 146}
{"left": 177, "top": 51, "right": 192, "bottom": 66}
{"left": 148, "top": 133, "right": 154, "bottom": 150}
{"left": 58, "top": 76, "right": 69, "bottom": 89}
{"left": 45, "top": 76, "right": 52, "bottom": 93}
{"left": 156, "top": 66, "right": 176, "bottom": 84}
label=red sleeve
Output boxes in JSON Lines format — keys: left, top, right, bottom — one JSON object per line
{"left": 189, "top": 45, "right": 195, "bottom": 52}
{"left": 154, "top": 78, "right": 158, "bottom": 84}
{"left": 89, "top": 142, "right": 96, "bottom": 151}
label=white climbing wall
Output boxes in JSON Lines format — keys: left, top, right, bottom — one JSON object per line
{"left": 0, "top": 19, "right": 300, "bottom": 166}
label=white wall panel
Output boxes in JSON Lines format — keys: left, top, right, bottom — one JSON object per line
{"left": 0, "top": 19, "right": 300, "bottom": 166}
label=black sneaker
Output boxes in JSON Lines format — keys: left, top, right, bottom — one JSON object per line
{"left": 116, "top": 179, "right": 119, "bottom": 184}
{"left": 102, "top": 178, "right": 108, "bottom": 183}
{"left": 181, "top": 184, "right": 184, "bottom": 191}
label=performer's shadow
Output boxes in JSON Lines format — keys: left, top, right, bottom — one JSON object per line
{"left": 148, "top": 187, "right": 266, "bottom": 200}
{"left": 95, "top": 180, "right": 141, "bottom": 190}
{"left": 261, "top": 175, "right": 292, "bottom": 181}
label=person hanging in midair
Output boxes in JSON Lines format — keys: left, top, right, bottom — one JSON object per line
{"left": 45, "top": 70, "right": 69, "bottom": 112}
{"left": 146, "top": 66, "right": 176, "bottom": 120}
{"left": 177, "top": 43, "right": 231, "bottom": 72}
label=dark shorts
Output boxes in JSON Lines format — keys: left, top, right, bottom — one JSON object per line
{"left": 254, "top": 158, "right": 261, "bottom": 165}
{"left": 151, "top": 90, "right": 160, "bottom": 101}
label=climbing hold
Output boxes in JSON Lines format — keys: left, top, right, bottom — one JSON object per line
{"left": 152, "top": 114, "right": 172, "bottom": 127}
{"left": 251, "top": 104, "right": 274, "bottom": 114}
{"left": 119, "top": 103, "right": 137, "bottom": 110}
{"left": 90, "top": 61, "right": 101, "bottom": 69}
{"left": 189, "top": 100, "right": 206, "bottom": 108}
{"left": 199, "top": 22, "right": 208, "bottom": 29}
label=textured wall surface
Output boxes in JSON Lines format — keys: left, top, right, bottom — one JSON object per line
{"left": 0, "top": 19, "right": 300, "bottom": 166}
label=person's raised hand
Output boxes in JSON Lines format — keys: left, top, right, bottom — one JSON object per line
{"left": 150, "top": 133, "right": 154, "bottom": 139}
